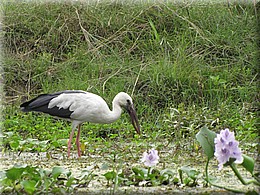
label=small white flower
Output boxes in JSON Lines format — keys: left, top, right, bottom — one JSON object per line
{"left": 141, "top": 148, "right": 159, "bottom": 167}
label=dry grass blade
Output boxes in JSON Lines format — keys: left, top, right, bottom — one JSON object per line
{"left": 75, "top": 8, "right": 99, "bottom": 54}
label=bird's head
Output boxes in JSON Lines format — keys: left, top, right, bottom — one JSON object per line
{"left": 114, "top": 92, "right": 140, "bottom": 135}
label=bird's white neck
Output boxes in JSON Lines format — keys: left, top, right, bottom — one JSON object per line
{"left": 101, "top": 97, "right": 123, "bottom": 124}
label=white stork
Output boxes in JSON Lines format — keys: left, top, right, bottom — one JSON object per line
{"left": 20, "top": 90, "right": 140, "bottom": 158}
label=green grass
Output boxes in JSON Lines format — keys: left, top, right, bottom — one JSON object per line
{"left": 2, "top": 1, "right": 259, "bottom": 153}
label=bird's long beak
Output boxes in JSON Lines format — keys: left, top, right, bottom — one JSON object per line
{"left": 127, "top": 104, "right": 140, "bottom": 134}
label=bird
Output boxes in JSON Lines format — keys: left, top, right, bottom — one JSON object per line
{"left": 20, "top": 90, "right": 140, "bottom": 158}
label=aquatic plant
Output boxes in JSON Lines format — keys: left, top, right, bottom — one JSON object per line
{"left": 196, "top": 126, "right": 260, "bottom": 192}
{"left": 141, "top": 148, "right": 159, "bottom": 167}
{"left": 214, "top": 128, "right": 243, "bottom": 170}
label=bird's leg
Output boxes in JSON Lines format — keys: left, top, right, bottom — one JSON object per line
{"left": 76, "top": 124, "right": 81, "bottom": 158}
{"left": 67, "top": 128, "right": 75, "bottom": 158}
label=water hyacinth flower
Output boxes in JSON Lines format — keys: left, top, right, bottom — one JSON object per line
{"left": 214, "top": 128, "right": 243, "bottom": 170}
{"left": 141, "top": 148, "right": 159, "bottom": 167}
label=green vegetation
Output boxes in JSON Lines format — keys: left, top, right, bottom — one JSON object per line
{"left": 1, "top": 1, "right": 259, "bottom": 194}
{"left": 3, "top": 0, "right": 259, "bottom": 144}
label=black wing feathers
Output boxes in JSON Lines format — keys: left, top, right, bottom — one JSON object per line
{"left": 20, "top": 90, "right": 86, "bottom": 119}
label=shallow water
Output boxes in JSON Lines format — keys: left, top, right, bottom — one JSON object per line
{"left": 1, "top": 148, "right": 259, "bottom": 194}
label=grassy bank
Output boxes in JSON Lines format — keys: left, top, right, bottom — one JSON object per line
{"left": 1, "top": 1, "right": 259, "bottom": 194}
{"left": 2, "top": 1, "right": 259, "bottom": 148}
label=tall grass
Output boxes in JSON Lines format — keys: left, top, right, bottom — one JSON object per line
{"left": 3, "top": 1, "right": 258, "bottom": 121}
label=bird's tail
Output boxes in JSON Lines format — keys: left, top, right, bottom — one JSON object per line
{"left": 20, "top": 91, "right": 75, "bottom": 119}
{"left": 20, "top": 94, "right": 53, "bottom": 112}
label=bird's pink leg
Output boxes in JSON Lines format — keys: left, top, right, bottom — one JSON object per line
{"left": 67, "top": 129, "right": 75, "bottom": 158}
{"left": 76, "top": 125, "right": 81, "bottom": 158}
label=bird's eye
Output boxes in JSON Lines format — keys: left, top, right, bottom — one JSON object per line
{"left": 126, "top": 99, "right": 131, "bottom": 104}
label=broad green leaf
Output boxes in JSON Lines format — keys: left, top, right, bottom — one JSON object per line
{"left": 117, "top": 173, "right": 128, "bottom": 185}
{"left": 78, "top": 169, "right": 93, "bottom": 180}
{"left": 179, "top": 166, "right": 199, "bottom": 180}
{"left": 51, "top": 140, "right": 59, "bottom": 148}
{"left": 21, "top": 180, "right": 36, "bottom": 194}
{"left": 160, "top": 168, "right": 175, "bottom": 177}
{"left": 57, "top": 139, "right": 69, "bottom": 146}
{"left": 10, "top": 140, "right": 19, "bottom": 149}
{"left": 6, "top": 167, "right": 25, "bottom": 181}
{"left": 184, "top": 177, "right": 192, "bottom": 185}
{"left": 103, "top": 171, "right": 116, "bottom": 180}
{"left": 66, "top": 176, "right": 75, "bottom": 187}
{"left": 196, "top": 126, "right": 217, "bottom": 159}
{"left": 132, "top": 167, "right": 145, "bottom": 177}
{"left": 52, "top": 167, "right": 70, "bottom": 180}
{"left": 241, "top": 154, "right": 255, "bottom": 175}
{"left": 151, "top": 168, "right": 160, "bottom": 176}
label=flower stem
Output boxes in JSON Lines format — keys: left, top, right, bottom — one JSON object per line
{"left": 148, "top": 167, "right": 151, "bottom": 177}
{"left": 230, "top": 163, "right": 260, "bottom": 186}
{"left": 204, "top": 155, "right": 259, "bottom": 193}
{"left": 205, "top": 157, "right": 210, "bottom": 186}
{"left": 207, "top": 179, "right": 245, "bottom": 193}
{"left": 246, "top": 180, "right": 260, "bottom": 186}
{"left": 230, "top": 163, "right": 247, "bottom": 185}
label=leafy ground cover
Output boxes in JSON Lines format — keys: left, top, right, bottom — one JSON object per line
{"left": 1, "top": 0, "right": 259, "bottom": 194}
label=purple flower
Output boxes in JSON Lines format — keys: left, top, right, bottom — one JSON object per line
{"left": 214, "top": 128, "right": 243, "bottom": 170}
{"left": 141, "top": 148, "right": 159, "bottom": 167}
